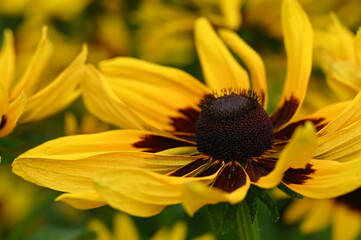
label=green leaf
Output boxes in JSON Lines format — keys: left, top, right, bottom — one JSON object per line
{"left": 207, "top": 202, "right": 238, "bottom": 236}
{"left": 257, "top": 192, "right": 280, "bottom": 222}
{"left": 278, "top": 183, "right": 303, "bottom": 199}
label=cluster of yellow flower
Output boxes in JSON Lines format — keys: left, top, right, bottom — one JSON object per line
{"left": 1, "top": 0, "right": 360, "bottom": 239}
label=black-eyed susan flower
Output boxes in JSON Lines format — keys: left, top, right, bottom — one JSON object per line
{"left": 88, "top": 213, "right": 214, "bottom": 240}
{"left": 284, "top": 188, "right": 361, "bottom": 240}
{"left": 314, "top": 14, "right": 361, "bottom": 100}
{"left": 0, "top": 27, "right": 87, "bottom": 137}
{"left": 12, "top": 0, "right": 361, "bottom": 217}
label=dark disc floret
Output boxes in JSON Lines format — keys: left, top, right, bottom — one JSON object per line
{"left": 195, "top": 90, "right": 274, "bottom": 162}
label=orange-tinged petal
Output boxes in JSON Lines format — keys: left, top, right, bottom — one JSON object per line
{"left": 0, "top": 29, "right": 15, "bottom": 89}
{"left": 56, "top": 191, "right": 106, "bottom": 209}
{"left": 94, "top": 168, "right": 216, "bottom": 217}
{"left": 0, "top": 91, "right": 26, "bottom": 137}
{"left": 271, "top": 0, "right": 313, "bottom": 128}
{"left": 255, "top": 122, "right": 316, "bottom": 188}
{"left": 99, "top": 57, "right": 209, "bottom": 100}
{"left": 195, "top": 17, "right": 249, "bottom": 91}
{"left": 286, "top": 158, "right": 361, "bottom": 199}
{"left": 82, "top": 65, "right": 155, "bottom": 131}
{"left": 19, "top": 45, "right": 87, "bottom": 123}
{"left": 219, "top": 29, "right": 268, "bottom": 106}
{"left": 10, "top": 26, "right": 53, "bottom": 99}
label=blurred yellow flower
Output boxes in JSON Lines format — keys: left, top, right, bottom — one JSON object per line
{"left": 243, "top": 0, "right": 361, "bottom": 38}
{"left": 0, "top": 27, "right": 87, "bottom": 137}
{"left": 284, "top": 188, "right": 361, "bottom": 240}
{"left": 64, "top": 112, "right": 109, "bottom": 136}
{"left": 89, "top": 213, "right": 214, "bottom": 240}
{"left": 133, "top": 0, "right": 242, "bottom": 65}
{"left": 314, "top": 15, "right": 361, "bottom": 100}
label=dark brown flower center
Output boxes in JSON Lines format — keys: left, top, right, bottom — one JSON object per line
{"left": 195, "top": 91, "right": 274, "bottom": 162}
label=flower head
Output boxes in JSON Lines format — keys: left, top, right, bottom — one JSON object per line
{"left": 12, "top": 0, "right": 361, "bottom": 217}
{"left": 0, "top": 27, "right": 87, "bottom": 137}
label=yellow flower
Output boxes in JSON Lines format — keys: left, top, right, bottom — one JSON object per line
{"left": 0, "top": 27, "right": 87, "bottom": 137}
{"left": 133, "top": 0, "right": 242, "bottom": 65}
{"left": 284, "top": 188, "right": 361, "bottom": 240}
{"left": 12, "top": 0, "right": 361, "bottom": 217}
{"left": 314, "top": 14, "right": 361, "bottom": 100}
{"left": 88, "top": 213, "right": 214, "bottom": 240}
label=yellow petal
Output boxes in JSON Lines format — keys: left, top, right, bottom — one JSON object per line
{"left": 355, "top": 28, "right": 361, "bottom": 68}
{"left": 286, "top": 158, "right": 361, "bottom": 199}
{"left": 105, "top": 74, "right": 201, "bottom": 133}
{"left": 182, "top": 174, "right": 250, "bottom": 217}
{"left": 271, "top": 0, "right": 313, "bottom": 128}
{"left": 88, "top": 218, "right": 113, "bottom": 240}
{"left": 332, "top": 204, "right": 361, "bottom": 240}
{"left": 94, "top": 168, "right": 216, "bottom": 217}
{"left": 315, "top": 119, "right": 361, "bottom": 162}
{"left": 0, "top": 29, "right": 15, "bottom": 89}
{"left": 56, "top": 191, "right": 106, "bottom": 209}
{"left": 151, "top": 222, "right": 187, "bottom": 240}
{"left": 13, "top": 130, "right": 199, "bottom": 192}
{"left": 0, "top": 82, "right": 9, "bottom": 117}
{"left": 99, "top": 57, "right": 209, "bottom": 101}
{"left": 219, "top": 29, "right": 268, "bottom": 106}
{"left": 194, "top": 17, "right": 249, "bottom": 91}
{"left": 10, "top": 26, "right": 53, "bottom": 99}
{"left": 283, "top": 198, "right": 312, "bottom": 224}
{"left": 318, "top": 90, "right": 361, "bottom": 135}
{"left": 19, "top": 45, "right": 87, "bottom": 123}
{"left": 219, "top": 0, "right": 242, "bottom": 29}
{"left": 0, "top": 91, "right": 26, "bottom": 137}
{"left": 255, "top": 122, "right": 316, "bottom": 188}
{"left": 82, "top": 65, "right": 154, "bottom": 131}
{"left": 299, "top": 199, "right": 333, "bottom": 234}
{"left": 114, "top": 214, "right": 140, "bottom": 240}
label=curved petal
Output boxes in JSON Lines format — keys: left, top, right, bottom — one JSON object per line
{"left": 0, "top": 82, "right": 9, "bottom": 118}
{"left": 114, "top": 214, "right": 140, "bottom": 240}
{"left": 99, "top": 57, "right": 209, "bottom": 100}
{"left": 219, "top": 29, "right": 268, "bottom": 106}
{"left": 195, "top": 17, "right": 250, "bottom": 91}
{"left": 82, "top": 65, "right": 158, "bottom": 131}
{"left": 254, "top": 121, "right": 316, "bottom": 188}
{"left": 286, "top": 158, "right": 361, "bottom": 199}
{"left": 318, "top": 90, "right": 361, "bottom": 135}
{"left": 94, "top": 168, "right": 217, "bottom": 217}
{"left": 0, "top": 29, "right": 15, "bottom": 90}
{"left": 56, "top": 191, "right": 106, "bottom": 209}
{"left": 270, "top": 0, "right": 313, "bottom": 129}
{"left": 105, "top": 75, "right": 202, "bottom": 133}
{"left": 10, "top": 26, "right": 53, "bottom": 99}
{"left": 315, "top": 119, "right": 361, "bottom": 162}
{"left": 0, "top": 91, "right": 27, "bottom": 137}
{"left": 182, "top": 164, "right": 250, "bottom": 216}
{"left": 219, "top": 0, "right": 242, "bottom": 29}
{"left": 19, "top": 45, "right": 87, "bottom": 123}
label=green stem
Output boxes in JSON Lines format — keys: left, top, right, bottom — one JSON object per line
{"left": 236, "top": 201, "right": 261, "bottom": 240}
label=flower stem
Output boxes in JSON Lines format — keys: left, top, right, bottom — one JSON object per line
{"left": 236, "top": 201, "right": 261, "bottom": 240}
